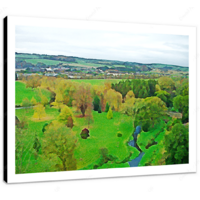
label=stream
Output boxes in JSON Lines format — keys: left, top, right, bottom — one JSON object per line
{"left": 128, "top": 128, "right": 145, "bottom": 167}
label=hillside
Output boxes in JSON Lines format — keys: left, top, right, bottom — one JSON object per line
{"left": 15, "top": 53, "right": 188, "bottom": 74}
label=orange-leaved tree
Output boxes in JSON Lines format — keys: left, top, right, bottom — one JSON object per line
{"left": 73, "top": 84, "right": 93, "bottom": 117}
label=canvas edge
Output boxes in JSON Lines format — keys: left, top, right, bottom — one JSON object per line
{"left": 6, "top": 15, "right": 197, "bottom": 183}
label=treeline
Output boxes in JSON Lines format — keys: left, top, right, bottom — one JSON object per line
{"left": 111, "top": 77, "right": 189, "bottom": 123}
{"left": 112, "top": 79, "right": 157, "bottom": 99}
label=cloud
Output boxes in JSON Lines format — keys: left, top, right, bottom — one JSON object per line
{"left": 15, "top": 26, "right": 189, "bottom": 67}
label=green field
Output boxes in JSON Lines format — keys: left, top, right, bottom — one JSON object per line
{"left": 70, "top": 79, "right": 122, "bottom": 86}
{"left": 15, "top": 81, "right": 51, "bottom": 105}
{"left": 15, "top": 80, "right": 139, "bottom": 172}
{"left": 15, "top": 105, "right": 139, "bottom": 172}
{"left": 19, "top": 58, "right": 68, "bottom": 66}
{"left": 15, "top": 75, "right": 189, "bottom": 173}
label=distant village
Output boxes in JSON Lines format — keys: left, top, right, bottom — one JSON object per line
{"left": 15, "top": 61, "right": 184, "bottom": 80}
{"left": 16, "top": 61, "right": 148, "bottom": 79}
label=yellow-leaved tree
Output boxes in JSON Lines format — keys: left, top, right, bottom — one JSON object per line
{"left": 31, "top": 97, "right": 37, "bottom": 106}
{"left": 33, "top": 104, "right": 46, "bottom": 120}
{"left": 42, "top": 120, "right": 77, "bottom": 171}
{"left": 58, "top": 105, "right": 75, "bottom": 128}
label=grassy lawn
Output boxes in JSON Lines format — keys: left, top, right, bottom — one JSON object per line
{"left": 15, "top": 81, "right": 51, "bottom": 105}
{"left": 21, "top": 59, "right": 70, "bottom": 65}
{"left": 70, "top": 79, "right": 122, "bottom": 86}
{"left": 15, "top": 80, "right": 140, "bottom": 173}
{"left": 15, "top": 105, "right": 138, "bottom": 173}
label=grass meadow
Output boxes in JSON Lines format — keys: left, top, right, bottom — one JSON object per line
{"left": 15, "top": 80, "right": 139, "bottom": 173}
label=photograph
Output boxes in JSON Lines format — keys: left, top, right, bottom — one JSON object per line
{"left": 4, "top": 16, "right": 196, "bottom": 183}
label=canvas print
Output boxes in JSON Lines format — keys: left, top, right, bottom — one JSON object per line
{"left": 14, "top": 25, "right": 190, "bottom": 174}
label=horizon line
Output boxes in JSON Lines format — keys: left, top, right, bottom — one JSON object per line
{"left": 15, "top": 52, "right": 189, "bottom": 68}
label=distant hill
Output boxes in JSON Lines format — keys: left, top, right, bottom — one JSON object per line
{"left": 15, "top": 52, "right": 189, "bottom": 73}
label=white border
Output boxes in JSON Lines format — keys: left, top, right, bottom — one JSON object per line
{"left": 6, "top": 16, "right": 197, "bottom": 183}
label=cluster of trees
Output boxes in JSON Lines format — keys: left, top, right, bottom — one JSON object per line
{"left": 112, "top": 76, "right": 189, "bottom": 124}
{"left": 17, "top": 74, "right": 189, "bottom": 170}
{"left": 21, "top": 75, "right": 189, "bottom": 130}
{"left": 112, "top": 79, "right": 157, "bottom": 99}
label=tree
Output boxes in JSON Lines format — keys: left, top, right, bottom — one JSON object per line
{"left": 105, "top": 89, "right": 122, "bottom": 111}
{"left": 85, "top": 104, "right": 93, "bottom": 128}
{"left": 51, "top": 92, "right": 64, "bottom": 111}
{"left": 26, "top": 74, "right": 41, "bottom": 90}
{"left": 42, "top": 121, "right": 77, "bottom": 171}
{"left": 98, "top": 105, "right": 102, "bottom": 113}
{"left": 124, "top": 90, "right": 135, "bottom": 102}
{"left": 33, "top": 104, "right": 46, "bottom": 120}
{"left": 164, "top": 123, "right": 189, "bottom": 164}
{"left": 31, "top": 97, "right": 37, "bottom": 106}
{"left": 155, "top": 90, "right": 172, "bottom": 107}
{"left": 93, "top": 95, "right": 100, "bottom": 111}
{"left": 155, "top": 84, "right": 161, "bottom": 92}
{"left": 58, "top": 105, "right": 75, "bottom": 128}
{"left": 120, "top": 97, "right": 136, "bottom": 116}
{"left": 173, "top": 95, "right": 189, "bottom": 123}
{"left": 21, "top": 97, "right": 31, "bottom": 108}
{"left": 105, "top": 102, "right": 110, "bottom": 112}
{"left": 134, "top": 97, "right": 167, "bottom": 131}
{"left": 107, "top": 107, "right": 113, "bottom": 119}
{"left": 41, "top": 95, "right": 49, "bottom": 107}
{"left": 73, "top": 84, "right": 93, "bottom": 117}
{"left": 158, "top": 76, "right": 175, "bottom": 94}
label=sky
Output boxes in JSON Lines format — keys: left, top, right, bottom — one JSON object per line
{"left": 15, "top": 26, "right": 189, "bottom": 67}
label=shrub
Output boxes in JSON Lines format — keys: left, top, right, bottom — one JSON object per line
{"left": 107, "top": 108, "right": 113, "bottom": 119}
{"left": 80, "top": 128, "right": 90, "bottom": 139}
{"left": 42, "top": 123, "right": 49, "bottom": 133}
{"left": 117, "top": 132, "right": 122, "bottom": 137}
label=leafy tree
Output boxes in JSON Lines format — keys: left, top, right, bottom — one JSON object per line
{"left": 85, "top": 104, "right": 93, "bottom": 128}
{"left": 31, "top": 97, "right": 37, "bottom": 106}
{"left": 26, "top": 74, "right": 41, "bottom": 90}
{"left": 41, "top": 95, "right": 49, "bottom": 107}
{"left": 155, "top": 84, "right": 161, "bottom": 92}
{"left": 173, "top": 95, "right": 189, "bottom": 123}
{"left": 107, "top": 107, "right": 113, "bottom": 119}
{"left": 176, "top": 79, "right": 189, "bottom": 96}
{"left": 21, "top": 97, "right": 31, "bottom": 108}
{"left": 120, "top": 97, "right": 136, "bottom": 116}
{"left": 98, "top": 105, "right": 102, "bottom": 113}
{"left": 134, "top": 97, "right": 167, "bottom": 131}
{"left": 105, "top": 102, "right": 110, "bottom": 112}
{"left": 148, "top": 79, "right": 157, "bottom": 96}
{"left": 155, "top": 90, "right": 172, "bottom": 107}
{"left": 93, "top": 95, "right": 100, "bottom": 111}
{"left": 105, "top": 89, "right": 122, "bottom": 111}
{"left": 42, "top": 121, "right": 77, "bottom": 171}
{"left": 158, "top": 76, "right": 175, "bottom": 94}
{"left": 73, "top": 84, "right": 93, "bottom": 117}
{"left": 125, "top": 90, "right": 135, "bottom": 102}
{"left": 33, "top": 104, "right": 46, "bottom": 120}
{"left": 58, "top": 105, "right": 75, "bottom": 128}
{"left": 164, "top": 123, "right": 189, "bottom": 164}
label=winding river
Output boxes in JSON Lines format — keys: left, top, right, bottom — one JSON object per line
{"left": 128, "top": 130, "right": 145, "bottom": 167}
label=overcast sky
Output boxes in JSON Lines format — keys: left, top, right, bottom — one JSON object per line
{"left": 15, "top": 26, "right": 189, "bottom": 67}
